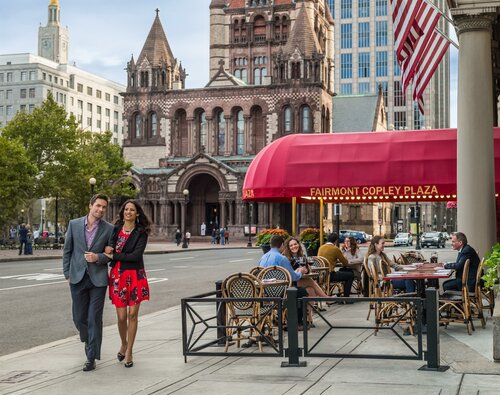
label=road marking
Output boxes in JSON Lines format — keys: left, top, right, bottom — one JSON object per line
{"left": 0, "top": 273, "right": 65, "bottom": 281}
{"left": 147, "top": 269, "right": 166, "bottom": 272}
{"left": 44, "top": 268, "right": 61, "bottom": 271}
{"left": 247, "top": 251, "right": 259, "bottom": 254}
{"left": 148, "top": 278, "right": 168, "bottom": 284}
{"left": 168, "top": 257, "right": 194, "bottom": 261}
{"left": 228, "top": 258, "right": 254, "bottom": 263}
{"left": 0, "top": 281, "right": 67, "bottom": 291}
{"left": 173, "top": 265, "right": 189, "bottom": 268}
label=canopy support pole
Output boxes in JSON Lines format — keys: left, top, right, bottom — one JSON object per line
{"left": 292, "top": 197, "right": 297, "bottom": 237}
{"left": 319, "top": 198, "right": 324, "bottom": 246}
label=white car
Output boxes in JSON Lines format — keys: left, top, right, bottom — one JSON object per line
{"left": 393, "top": 232, "right": 413, "bottom": 246}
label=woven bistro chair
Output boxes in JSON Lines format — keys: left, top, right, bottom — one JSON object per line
{"left": 249, "top": 266, "right": 263, "bottom": 277}
{"left": 222, "top": 272, "right": 264, "bottom": 351}
{"left": 309, "top": 256, "right": 330, "bottom": 295}
{"left": 439, "top": 259, "right": 474, "bottom": 335}
{"left": 469, "top": 258, "right": 487, "bottom": 328}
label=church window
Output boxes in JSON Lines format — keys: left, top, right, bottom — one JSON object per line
{"left": 300, "top": 105, "right": 312, "bottom": 133}
{"left": 283, "top": 106, "right": 293, "bottom": 134}
{"left": 140, "top": 71, "right": 149, "bottom": 87}
{"left": 252, "top": 106, "right": 264, "bottom": 153}
{"left": 236, "top": 110, "right": 244, "bottom": 155}
{"left": 198, "top": 111, "right": 207, "bottom": 150}
{"left": 291, "top": 63, "right": 301, "bottom": 79}
{"left": 253, "top": 15, "right": 266, "bottom": 42}
{"left": 254, "top": 68, "right": 262, "bottom": 85}
{"left": 134, "top": 113, "right": 142, "bottom": 138}
{"left": 241, "top": 69, "right": 248, "bottom": 83}
{"left": 150, "top": 112, "right": 157, "bottom": 137}
{"left": 217, "top": 110, "right": 225, "bottom": 155}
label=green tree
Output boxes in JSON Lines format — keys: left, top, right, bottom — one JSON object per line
{"left": 0, "top": 136, "right": 37, "bottom": 227}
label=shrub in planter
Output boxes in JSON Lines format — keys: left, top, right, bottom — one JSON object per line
{"left": 299, "top": 228, "right": 326, "bottom": 256}
{"left": 255, "top": 228, "right": 290, "bottom": 252}
{"left": 483, "top": 243, "right": 500, "bottom": 291}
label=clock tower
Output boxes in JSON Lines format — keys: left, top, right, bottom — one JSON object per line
{"left": 38, "top": 0, "right": 69, "bottom": 64}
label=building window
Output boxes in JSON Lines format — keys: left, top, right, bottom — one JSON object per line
{"left": 198, "top": 111, "right": 207, "bottom": 149}
{"left": 97, "top": 120, "right": 101, "bottom": 129}
{"left": 341, "top": 24, "right": 352, "bottom": 49}
{"left": 20, "top": 71, "right": 27, "bottom": 81}
{"left": 283, "top": 106, "right": 292, "bottom": 134}
{"left": 394, "top": 111, "right": 407, "bottom": 129}
{"left": 106, "top": 108, "right": 110, "bottom": 117}
{"left": 236, "top": 110, "right": 244, "bottom": 155}
{"left": 87, "top": 87, "right": 92, "bottom": 96}
{"left": 97, "top": 105, "right": 101, "bottom": 115}
{"left": 87, "top": 117, "right": 92, "bottom": 127}
{"left": 114, "top": 95, "right": 119, "bottom": 105}
{"left": 394, "top": 55, "right": 401, "bottom": 76}
{"left": 0, "top": 106, "right": 4, "bottom": 115}
{"left": 29, "top": 71, "right": 36, "bottom": 80}
{"left": 340, "top": 83, "right": 353, "bottom": 95}
{"left": 6, "top": 72, "right": 13, "bottom": 82}
{"left": 376, "top": 21, "right": 388, "bottom": 46}
{"left": 358, "top": 52, "right": 370, "bottom": 78}
{"left": 106, "top": 93, "right": 111, "bottom": 101}
{"left": 87, "top": 103, "right": 93, "bottom": 112}
{"left": 20, "top": 104, "right": 26, "bottom": 112}
{"left": 29, "top": 104, "right": 35, "bottom": 113}
{"left": 114, "top": 111, "right": 118, "bottom": 121}
{"left": 150, "top": 112, "right": 157, "bottom": 137}
{"left": 20, "top": 89, "right": 27, "bottom": 99}
{"left": 6, "top": 90, "right": 12, "bottom": 100}
{"left": 253, "top": 15, "right": 266, "bottom": 42}
{"left": 376, "top": 0, "right": 387, "bottom": 16}
{"left": 134, "top": 113, "right": 142, "bottom": 138}
{"left": 77, "top": 83, "right": 83, "bottom": 92}
{"left": 217, "top": 111, "right": 225, "bottom": 155}
{"left": 301, "top": 105, "right": 312, "bottom": 133}
{"left": 78, "top": 100, "right": 83, "bottom": 110}
{"left": 96, "top": 89, "right": 102, "bottom": 99}
{"left": 340, "top": 53, "right": 352, "bottom": 79}
{"left": 414, "top": 103, "right": 424, "bottom": 130}
{"left": 29, "top": 88, "right": 35, "bottom": 98}
{"left": 254, "top": 68, "right": 262, "bottom": 85}
{"left": 6, "top": 105, "right": 13, "bottom": 116}
{"left": 358, "top": 0, "right": 370, "bottom": 17}
{"left": 358, "top": 22, "right": 370, "bottom": 48}
{"left": 376, "top": 51, "right": 388, "bottom": 77}
{"left": 0, "top": 73, "right": 3, "bottom": 82}
{"left": 394, "top": 80, "right": 406, "bottom": 107}
{"left": 291, "top": 62, "right": 301, "bottom": 79}
{"left": 340, "top": 0, "right": 352, "bottom": 19}
{"left": 358, "top": 82, "right": 370, "bottom": 94}
{"left": 0, "top": 91, "right": 3, "bottom": 99}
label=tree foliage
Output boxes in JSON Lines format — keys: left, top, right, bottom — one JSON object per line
{"left": 1, "top": 93, "right": 135, "bottom": 227}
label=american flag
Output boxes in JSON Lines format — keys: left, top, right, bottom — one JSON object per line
{"left": 391, "top": 0, "right": 449, "bottom": 114}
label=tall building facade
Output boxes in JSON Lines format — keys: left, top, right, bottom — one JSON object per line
{"left": 120, "top": 0, "right": 335, "bottom": 238}
{"left": 0, "top": 0, "right": 125, "bottom": 144}
{"left": 327, "top": 0, "right": 450, "bottom": 130}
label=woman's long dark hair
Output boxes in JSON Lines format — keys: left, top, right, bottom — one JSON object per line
{"left": 115, "top": 199, "right": 151, "bottom": 235}
{"left": 282, "top": 237, "right": 305, "bottom": 261}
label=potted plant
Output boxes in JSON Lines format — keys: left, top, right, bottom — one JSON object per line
{"left": 483, "top": 243, "right": 500, "bottom": 291}
{"left": 299, "top": 228, "right": 326, "bottom": 256}
{"left": 255, "top": 228, "right": 290, "bottom": 254}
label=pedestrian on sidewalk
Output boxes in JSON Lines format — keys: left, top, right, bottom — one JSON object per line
{"left": 224, "top": 227, "right": 229, "bottom": 245}
{"left": 18, "top": 224, "right": 28, "bottom": 255}
{"left": 216, "top": 228, "right": 221, "bottom": 244}
{"left": 175, "top": 228, "right": 182, "bottom": 246}
{"left": 220, "top": 227, "right": 225, "bottom": 245}
{"left": 24, "top": 225, "right": 33, "bottom": 255}
{"left": 62, "top": 194, "right": 114, "bottom": 372}
{"left": 105, "top": 200, "right": 151, "bottom": 369}
{"left": 211, "top": 228, "right": 216, "bottom": 244}
{"left": 185, "top": 230, "right": 191, "bottom": 246}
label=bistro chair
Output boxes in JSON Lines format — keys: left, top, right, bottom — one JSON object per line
{"left": 439, "top": 259, "right": 474, "bottom": 335}
{"left": 222, "top": 272, "right": 264, "bottom": 351}
{"left": 469, "top": 258, "right": 487, "bottom": 328}
{"left": 309, "top": 256, "right": 330, "bottom": 295}
{"left": 398, "top": 251, "right": 426, "bottom": 266}
{"left": 249, "top": 266, "right": 263, "bottom": 277}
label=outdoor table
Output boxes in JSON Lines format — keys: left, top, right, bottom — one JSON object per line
{"left": 257, "top": 279, "right": 290, "bottom": 289}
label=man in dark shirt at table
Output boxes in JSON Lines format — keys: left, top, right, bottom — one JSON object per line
{"left": 443, "top": 232, "right": 479, "bottom": 292}
{"left": 259, "top": 235, "right": 309, "bottom": 330}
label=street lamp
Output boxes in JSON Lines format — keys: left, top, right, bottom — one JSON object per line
{"left": 89, "top": 177, "right": 96, "bottom": 196}
{"left": 182, "top": 189, "right": 189, "bottom": 248}
{"left": 378, "top": 203, "right": 383, "bottom": 236}
{"left": 433, "top": 214, "right": 437, "bottom": 231}
{"left": 247, "top": 202, "right": 253, "bottom": 247}
{"left": 21, "top": 209, "right": 25, "bottom": 224}
{"left": 415, "top": 202, "right": 421, "bottom": 250}
{"left": 407, "top": 207, "right": 411, "bottom": 233}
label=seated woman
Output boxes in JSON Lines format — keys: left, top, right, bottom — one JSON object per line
{"left": 366, "top": 236, "right": 415, "bottom": 293}
{"left": 342, "top": 236, "right": 363, "bottom": 278}
{"left": 282, "top": 237, "right": 328, "bottom": 324}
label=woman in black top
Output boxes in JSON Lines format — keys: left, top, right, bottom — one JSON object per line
{"left": 105, "top": 200, "right": 151, "bottom": 368}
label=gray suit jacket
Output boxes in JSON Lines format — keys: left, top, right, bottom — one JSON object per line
{"left": 62, "top": 216, "right": 114, "bottom": 287}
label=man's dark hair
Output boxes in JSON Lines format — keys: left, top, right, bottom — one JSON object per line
{"left": 270, "top": 235, "right": 284, "bottom": 248}
{"left": 89, "top": 193, "right": 109, "bottom": 206}
{"left": 327, "top": 232, "right": 338, "bottom": 244}
{"left": 453, "top": 232, "right": 467, "bottom": 245}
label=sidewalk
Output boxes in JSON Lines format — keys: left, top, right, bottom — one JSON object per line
{"left": 1, "top": 299, "right": 499, "bottom": 394}
{"left": 0, "top": 239, "right": 254, "bottom": 263}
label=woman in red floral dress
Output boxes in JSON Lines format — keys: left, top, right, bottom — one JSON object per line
{"left": 105, "top": 200, "right": 150, "bottom": 368}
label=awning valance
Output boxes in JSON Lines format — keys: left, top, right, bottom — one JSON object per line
{"left": 242, "top": 128, "right": 500, "bottom": 203}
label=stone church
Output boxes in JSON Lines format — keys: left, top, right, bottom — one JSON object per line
{"left": 118, "top": 0, "right": 335, "bottom": 238}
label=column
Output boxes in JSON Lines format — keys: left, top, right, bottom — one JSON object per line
{"left": 219, "top": 199, "right": 226, "bottom": 227}
{"left": 174, "top": 201, "right": 180, "bottom": 227}
{"left": 206, "top": 116, "right": 213, "bottom": 154}
{"left": 187, "top": 117, "right": 194, "bottom": 155}
{"left": 244, "top": 115, "right": 252, "bottom": 155}
{"left": 454, "top": 13, "right": 497, "bottom": 257}
{"left": 228, "top": 201, "right": 234, "bottom": 225}
{"left": 224, "top": 115, "right": 231, "bottom": 156}
{"left": 181, "top": 202, "right": 186, "bottom": 236}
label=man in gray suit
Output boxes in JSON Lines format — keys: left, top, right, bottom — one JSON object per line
{"left": 63, "top": 194, "right": 114, "bottom": 371}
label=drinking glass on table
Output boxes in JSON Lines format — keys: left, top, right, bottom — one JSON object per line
{"left": 430, "top": 252, "right": 438, "bottom": 264}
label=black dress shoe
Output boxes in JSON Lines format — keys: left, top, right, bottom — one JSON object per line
{"left": 124, "top": 360, "right": 134, "bottom": 368}
{"left": 117, "top": 352, "right": 125, "bottom": 362}
{"left": 83, "top": 360, "right": 96, "bottom": 372}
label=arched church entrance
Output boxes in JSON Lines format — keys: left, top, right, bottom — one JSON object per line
{"left": 185, "top": 173, "right": 221, "bottom": 236}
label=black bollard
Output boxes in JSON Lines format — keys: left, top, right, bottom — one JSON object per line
{"left": 215, "top": 280, "right": 227, "bottom": 346}
{"left": 282, "top": 287, "right": 306, "bottom": 367}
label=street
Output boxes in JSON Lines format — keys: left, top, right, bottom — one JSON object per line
{"left": 0, "top": 244, "right": 459, "bottom": 357}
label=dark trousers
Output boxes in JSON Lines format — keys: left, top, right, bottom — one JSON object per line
{"left": 330, "top": 268, "right": 355, "bottom": 297}
{"left": 18, "top": 240, "right": 27, "bottom": 255}
{"left": 443, "top": 278, "right": 462, "bottom": 292}
{"left": 70, "top": 272, "right": 107, "bottom": 361}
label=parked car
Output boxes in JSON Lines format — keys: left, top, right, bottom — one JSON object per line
{"left": 420, "top": 232, "right": 446, "bottom": 248}
{"left": 441, "top": 232, "right": 451, "bottom": 240}
{"left": 393, "top": 232, "right": 413, "bottom": 246}
{"left": 339, "top": 230, "right": 367, "bottom": 244}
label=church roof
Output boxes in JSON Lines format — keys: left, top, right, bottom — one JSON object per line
{"left": 137, "top": 11, "right": 175, "bottom": 67}
{"left": 283, "top": 4, "right": 322, "bottom": 57}
{"left": 332, "top": 94, "right": 382, "bottom": 133}
{"left": 210, "top": 0, "right": 226, "bottom": 8}
{"left": 205, "top": 60, "right": 247, "bottom": 88}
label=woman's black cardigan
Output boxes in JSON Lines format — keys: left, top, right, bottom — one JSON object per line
{"left": 110, "top": 225, "right": 148, "bottom": 270}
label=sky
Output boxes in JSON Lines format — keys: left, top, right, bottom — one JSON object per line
{"left": 0, "top": 0, "right": 458, "bottom": 127}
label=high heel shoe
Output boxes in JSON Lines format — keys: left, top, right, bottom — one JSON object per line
{"left": 117, "top": 352, "right": 125, "bottom": 362}
{"left": 124, "top": 360, "right": 134, "bottom": 368}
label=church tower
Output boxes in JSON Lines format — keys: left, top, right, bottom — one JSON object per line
{"left": 38, "top": 0, "right": 69, "bottom": 64}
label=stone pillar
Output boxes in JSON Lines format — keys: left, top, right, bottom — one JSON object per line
{"left": 219, "top": 199, "right": 226, "bottom": 228}
{"left": 454, "top": 13, "right": 497, "bottom": 258}
{"left": 244, "top": 115, "right": 252, "bottom": 155}
{"left": 181, "top": 201, "right": 186, "bottom": 236}
{"left": 228, "top": 201, "right": 234, "bottom": 225}
{"left": 224, "top": 115, "right": 231, "bottom": 156}
{"left": 187, "top": 117, "right": 194, "bottom": 155}
{"left": 174, "top": 201, "right": 180, "bottom": 227}
{"left": 206, "top": 116, "right": 213, "bottom": 154}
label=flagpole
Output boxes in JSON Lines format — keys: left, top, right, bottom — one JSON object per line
{"left": 435, "top": 26, "right": 459, "bottom": 49}
{"left": 421, "top": 0, "right": 455, "bottom": 26}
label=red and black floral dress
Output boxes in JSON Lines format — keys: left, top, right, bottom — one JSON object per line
{"left": 109, "top": 228, "right": 150, "bottom": 307}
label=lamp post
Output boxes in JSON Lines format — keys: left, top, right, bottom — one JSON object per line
{"left": 433, "top": 214, "right": 437, "bottom": 231}
{"left": 407, "top": 207, "right": 411, "bottom": 233}
{"left": 41, "top": 208, "right": 45, "bottom": 234}
{"left": 415, "top": 202, "right": 421, "bottom": 250}
{"left": 182, "top": 189, "right": 189, "bottom": 249}
{"left": 247, "top": 202, "right": 253, "bottom": 248}
{"left": 378, "top": 203, "right": 383, "bottom": 236}
{"left": 422, "top": 211, "right": 426, "bottom": 232}
{"left": 89, "top": 177, "right": 96, "bottom": 196}
{"left": 21, "top": 209, "right": 25, "bottom": 224}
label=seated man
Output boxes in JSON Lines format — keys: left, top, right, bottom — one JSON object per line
{"left": 259, "top": 235, "right": 308, "bottom": 329}
{"left": 318, "top": 233, "right": 355, "bottom": 298}
{"left": 443, "top": 232, "right": 479, "bottom": 292}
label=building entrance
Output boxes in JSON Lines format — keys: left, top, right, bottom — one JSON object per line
{"left": 185, "top": 173, "right": 221, "bottom": 236}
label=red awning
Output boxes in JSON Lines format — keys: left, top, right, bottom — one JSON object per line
{"left": 242, "top": 128, "right": 500, "bottom": 203}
